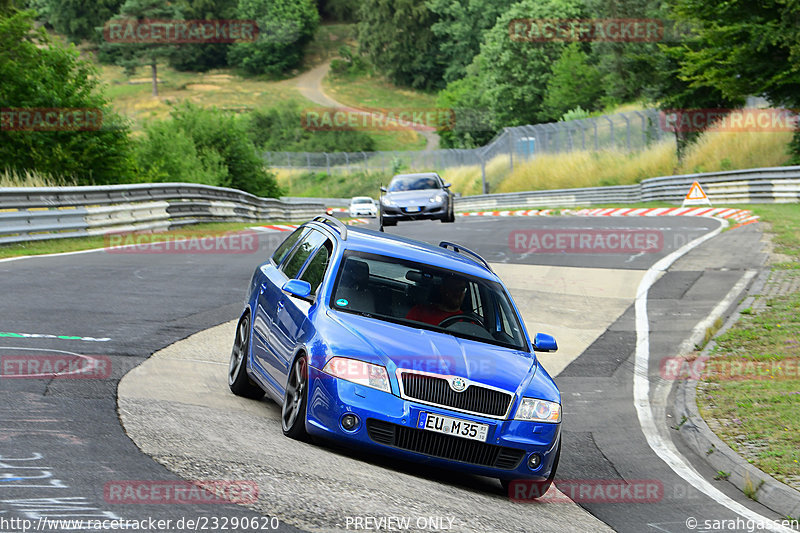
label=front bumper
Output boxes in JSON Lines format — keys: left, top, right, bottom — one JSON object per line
{"left": 305, "top": 366, "right": 560, "bottom": 482}
{"left": 350, "top": 209, "right": 377, "bottom": 217}
{"left": 380, "top": 203, "right": 447, "bottom": 222}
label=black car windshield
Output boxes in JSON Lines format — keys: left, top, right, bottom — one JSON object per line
{"left": 330, "top": 251, "right": 529, "bottom": 351}
{"left": 352, "top": 198, "right": 373, "bottom": 204}
{"left": 387, "top": 175, "right": 440, "bottom": 192}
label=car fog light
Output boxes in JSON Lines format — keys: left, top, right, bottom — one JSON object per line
{"left": 341, "top": 413, "right": 360, "bottom": 431}
{"left": 527, "top": 453, "right": 542, "bottom": 470}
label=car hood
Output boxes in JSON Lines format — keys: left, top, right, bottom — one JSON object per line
{"left": 384, "top": 190, "right": 442, "bottom": 205}
{"left": 320, "top": 310, "right": 538, "bottom": 395}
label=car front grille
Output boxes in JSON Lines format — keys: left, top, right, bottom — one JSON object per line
{"left": 400, "top": 372, "right": 512, "bottom": 418}
{"left": 366, "top": 419, "right": 524, "bottom": 470}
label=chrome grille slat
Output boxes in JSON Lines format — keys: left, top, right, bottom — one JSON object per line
{"left": 400, "top": 372, "right": 512, "bottom": 418}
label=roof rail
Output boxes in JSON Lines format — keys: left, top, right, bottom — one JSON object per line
{"left": 438, "top": 241, "right": 492, "bottom": 272}
{"left": 310, "top": 214, "right": 348, "bottom": 240}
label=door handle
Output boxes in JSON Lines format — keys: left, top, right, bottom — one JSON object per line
{"left": 277, "top": 300, "right": 285, "bottom": 310}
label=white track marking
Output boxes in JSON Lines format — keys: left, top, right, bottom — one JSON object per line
{"left": 633, "top": 219, "right": 793, "bottom": 532}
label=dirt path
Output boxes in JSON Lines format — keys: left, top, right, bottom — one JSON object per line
{"left": 294, "top": 61, "right": 440, "bottom": 151}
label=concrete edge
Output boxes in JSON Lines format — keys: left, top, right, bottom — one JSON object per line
{"left": 673, "top": 267, "right": 800, "bottom": 519}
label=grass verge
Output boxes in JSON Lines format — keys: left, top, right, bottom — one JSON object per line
{"left": 697, "top": 204, "right": 800, "bottom": 489}
{"left": 0, "top": 222, "right": 272, "bottom": 260}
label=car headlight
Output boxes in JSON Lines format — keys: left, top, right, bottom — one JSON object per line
{"left": 322, "top": 357, "right": 391, "bottom": 393}
{"left": 515, "top": 398, "right": 561, "bottom": 423}
{"left": 381, "top": 197, "right": 394, "bottom": 206}
{"left": 429, "top": 194, "right": 444, "bottom": 203}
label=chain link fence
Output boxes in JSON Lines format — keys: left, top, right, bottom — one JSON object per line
{"left": 263, "top": 109, "right": 671, "bottom": 192}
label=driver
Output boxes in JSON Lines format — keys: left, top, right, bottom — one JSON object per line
{"left": 405, "top": 275, "right": 467, "bottom": 326}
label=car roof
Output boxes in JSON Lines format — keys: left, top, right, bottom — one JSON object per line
{"left": 390, "top": 172, "right": 441, "bottom": 180}
{"left": 330, "top": 224, "right": 496, "bottom": 280}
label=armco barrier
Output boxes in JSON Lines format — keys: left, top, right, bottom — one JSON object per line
{"left": 454, "top": 166, "right": 800, "bottom": 211}
{"left": 0, "top": 183, "right": 324, "bottom": 245}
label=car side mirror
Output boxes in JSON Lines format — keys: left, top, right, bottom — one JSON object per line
{"left": 533, "top": 333, "right": 557, "bottom": 352}
{"left": 282, "top": 279, "right": 312, "bottom": 299}
{"left": 443, "top": 182, "right": 451, "bottom": 188}
{"left": 380, "top": 186, "right": 387, "bottom": 193}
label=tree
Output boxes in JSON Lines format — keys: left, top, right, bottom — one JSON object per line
{"left": 668, "top": 0, "right": 800, "bottom": 161}
{"left": 168, "top": 0, "right": 237, "bottom": 72}
{"left": 542, "top": 43, "right": 604, "bottom": 121}
{"left": 99, "top": 0, "right": 182, "bottom": 96}
{"left": 44, "top": 0, "right": 124, "bottom": 43}
{"left": 0, "top": 9, "right": 133, "bottom": 184}
{"left": 357, "top": 0, "right": 447, "bottom": 89}
{"left": 318, "top": 0, "right": 359, "bottom": 22}
{"left": 437, "top": 0, "right": 586, "bottom": 141}
{"left": 426, "top": 0, "right": 508, "bottom": 84}
{"left": 161, "top": 103, "right": 281, "bottom": 197}
{"left": 227, "top": 0, "right": 319, "bottom": 76}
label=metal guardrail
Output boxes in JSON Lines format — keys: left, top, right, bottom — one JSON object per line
{"left": 454, "top": 166, "right": 800, "bottom": 210}
{"left": 1, "top": 167, "right": 797, "bottom": 245}
{"left": 0, "top": 183, "right": 325, "bottom": 245}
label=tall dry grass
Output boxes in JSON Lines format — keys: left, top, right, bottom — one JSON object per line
{"left": 677, "top": 130, "right": 793, "bottom": 174}
{"left": 0, "top": 169, "right": 75, "bottom": 188}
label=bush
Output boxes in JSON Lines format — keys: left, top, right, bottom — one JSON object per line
{"left": 247, "top": 102, "right": 375, "bottom": 153}
{"left": 134, "top": 121, "right": 227, "bottom": 186}
{"left": 0, "top": 9, "right": 134, "bottom": 184}
{"left": 134, "top": 102, "right": 281, "bottom": 197}
{"left": 227, "top": 0, "right": 319, "bottom": 76}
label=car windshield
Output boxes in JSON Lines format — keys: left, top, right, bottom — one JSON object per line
{"left": 330, "top": 251, "right": 528, "bottom": 351}
{"left": 352, "top": 198, "right": 373, "bottom": 204}
{"left": 387, "top": 175, "right": 440, "bottom": 192}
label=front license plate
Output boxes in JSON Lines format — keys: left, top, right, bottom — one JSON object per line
{"left": 405, "top": 206, "right": 421, "bottom": 212}
{"left": 417, "top": 412, "right": 489, "bottom": 442}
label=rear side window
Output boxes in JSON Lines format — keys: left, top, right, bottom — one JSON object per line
{"left": 271, "top": 227, "right": 307, "bottom": 266}
{"left": 281, "top": 229, "right": 327, "bottom": 279}
{"left": 299, "top": 240, "right": 333, "bottom": 294}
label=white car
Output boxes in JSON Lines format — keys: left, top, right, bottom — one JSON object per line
{"left": 349, "top": 196, "right": 378, "bottom": 217}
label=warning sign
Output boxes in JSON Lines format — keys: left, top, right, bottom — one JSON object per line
{"left": 682, "top": 181, "right": 711, "bottom": 207}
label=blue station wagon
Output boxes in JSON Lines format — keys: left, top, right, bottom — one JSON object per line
{"left": 228, "top": 215, "right": 562, "bottom": 494}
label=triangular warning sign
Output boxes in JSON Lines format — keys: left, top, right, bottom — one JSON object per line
{"left": 682, "top": 181, "right": 711, "bottom": 207}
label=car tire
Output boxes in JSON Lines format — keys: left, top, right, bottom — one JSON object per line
{"left": 281, "top": 354, "right": 309, "bottom": 440}
{"left": 500, "top": 438, "right": 560, "bottom": 499}
{"left": 442, "top": 201, "right": 455, "bottom": 223}
{"left": 228, "top": 314, "right": 264, "bottom": 399}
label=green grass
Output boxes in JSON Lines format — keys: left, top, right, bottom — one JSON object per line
{"left": 747, "top": 204, "right": 800, "bottom": 267}
{"left": 323, "top": 71, "right": 438, "bottom": 112}
{"left": 0, "top": 222, "right": 272, "bottom": 259}
{"left": 697, "top": 204, "right": 800, "bottom": 486}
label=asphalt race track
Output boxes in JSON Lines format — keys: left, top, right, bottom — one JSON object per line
{"left": 0, "top": 215, "right": 788, "bottom": 533}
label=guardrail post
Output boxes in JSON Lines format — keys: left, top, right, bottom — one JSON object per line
{"left": 325, "top": 153, "right": 330, "bottom": 175}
